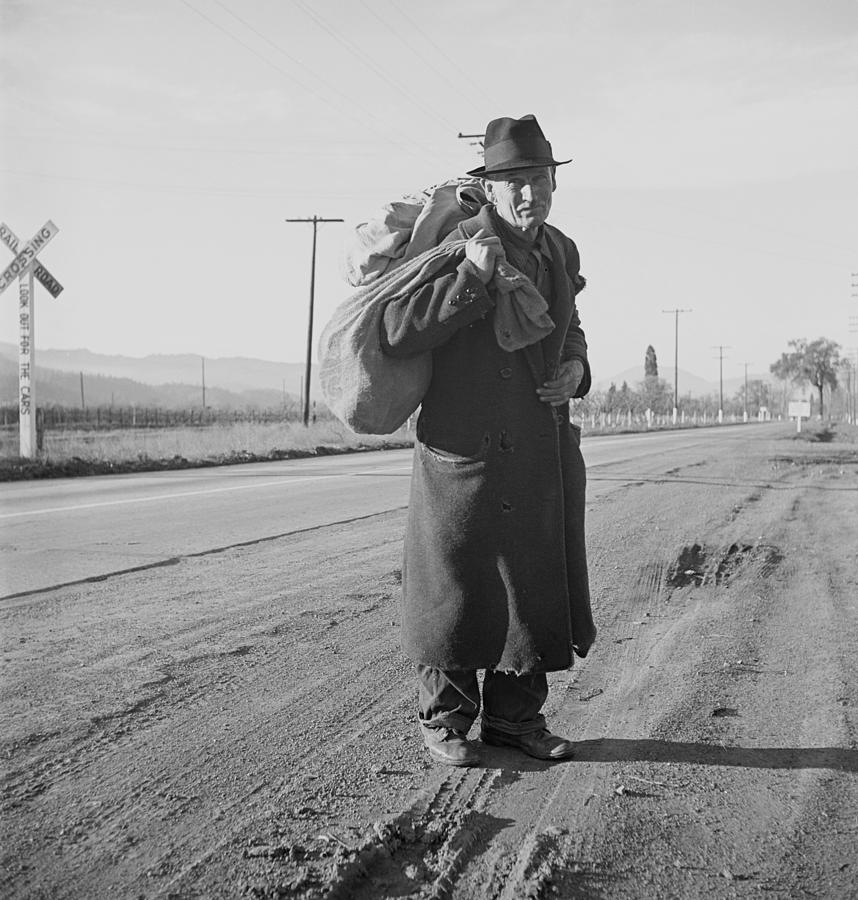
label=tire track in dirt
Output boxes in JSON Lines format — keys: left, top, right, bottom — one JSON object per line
{"left": 3, "top": 428, "right": 856, "bottom": 899}
{"left": 410, "top": 439, "right": 857, "bottom": 899}
{"left": 2, "top": 513, "right": 423, "bottom": 898}
{"left": 332, "top": 447, "right": 773, "bottom": 900}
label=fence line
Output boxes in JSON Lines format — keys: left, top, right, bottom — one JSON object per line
{"left": 0, "top": 403, "right": 328, "bottom": 431}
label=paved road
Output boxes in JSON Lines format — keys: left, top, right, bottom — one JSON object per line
{"left": 0, "top": 425, "right": 763, "bottom": 598}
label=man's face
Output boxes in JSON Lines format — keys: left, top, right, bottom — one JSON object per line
{"left": 483, "top": 166, "right": 555, "bottom": 235}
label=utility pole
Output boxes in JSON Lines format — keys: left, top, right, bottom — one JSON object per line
{"left": 741, "top": 361, "right": 752, "bottom": 422}
{"left": 712, "top": 345, "right": 730, "bottom": 423}
{"left": 662, "top": 308, "right": 692, "bottom": 422}
{"left": 844, "top": 358, "right": 855, "bottom": 425}
{"left": 286, "top": 216, "right": 344, "bottom": 426}
{"left": 850, "top": 278, "right": 857, "bottom": 423}
{"left": 458, "top": 132, "right": 486, "bottom": 150}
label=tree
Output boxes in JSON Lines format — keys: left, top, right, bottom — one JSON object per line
{"left": 639, "top": 375, "right": 673, "bottom": 415}
{"left": 734, "top": 379, "right": 771, "bottom": 418}
{"left": 604, "top": 382, "right": 618, "bottom": 413}
{"left": 645, "top": 345, "right": 658, "bottom": 378}
{"left": 770, "top": 338, "right": 841, "bottom": 418}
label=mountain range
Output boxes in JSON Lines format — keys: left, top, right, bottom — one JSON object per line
{"left": 0, "top": 343, "right": 309, "bottom": 410}
{"left": 0, "top": 342, "right": 765, "bottom": 410}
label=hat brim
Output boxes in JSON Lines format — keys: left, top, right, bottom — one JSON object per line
{"left": 466, "top": 157, "right": 572, "bottom": 177}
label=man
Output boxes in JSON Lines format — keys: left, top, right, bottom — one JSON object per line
{"left": 379, "top": 114, "right": 596, "bottom": 766}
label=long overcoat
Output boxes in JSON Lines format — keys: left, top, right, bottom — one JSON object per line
{"left": 380, "top": 206, "right": 596, "bottom": 674}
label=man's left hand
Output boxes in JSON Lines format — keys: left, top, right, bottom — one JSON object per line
{"left": 537, "top": 359, "right": 585, "bottom": 406}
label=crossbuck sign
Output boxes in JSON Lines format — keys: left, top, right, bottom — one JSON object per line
{"left": 0, "top": 220, "right": 62, "bottom": 458}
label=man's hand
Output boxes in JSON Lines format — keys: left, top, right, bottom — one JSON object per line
{"left": 537, "top": 359, "right": 585, "bottom": 406}
{"left": 464, "top": 228, "right": 503, "bottom": 284}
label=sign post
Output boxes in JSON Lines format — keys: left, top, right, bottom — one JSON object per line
{"left": 0, "top": 220, "right": 62, "bottom": 458}
{"left": 18, "top": 269, "right": 36, "bottom": 455}
{"left": 788, "top": 399, "right": 811, "bottom": 433}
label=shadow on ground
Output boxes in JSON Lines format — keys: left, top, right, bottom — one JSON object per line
{"left": 573, "top": 738, "right": 858, "bottom": 772}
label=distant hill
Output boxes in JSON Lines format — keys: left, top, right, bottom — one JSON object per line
{"left": 0, "top": 353, "right": 297, "bottom": 410}
{"left": 0, "top": 342, "right": 773, "bottom": 409}
{"left": 0, "top": 343, "right": 314, "bottom": 398}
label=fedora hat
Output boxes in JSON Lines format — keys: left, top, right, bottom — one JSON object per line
{"left": 466, "top": 114, "right": 571, "bottom": 177}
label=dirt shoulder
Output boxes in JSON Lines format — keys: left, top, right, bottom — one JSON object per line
{"left": 1, "top": 423, "right": 856, "bottom": 899}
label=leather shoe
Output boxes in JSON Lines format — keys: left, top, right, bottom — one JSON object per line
{"left": 421, "top": 726, "right": 480, "bottom": 767}
{"left": 480, "top": 727, "right": 575, "bottom": 761}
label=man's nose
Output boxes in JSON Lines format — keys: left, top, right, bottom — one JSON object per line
{"left": 521, "top": 183, "right": 534, "bottom": 201}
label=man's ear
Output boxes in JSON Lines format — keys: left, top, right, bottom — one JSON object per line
{"left": 550, "top": 167, "right": 557, "bottom": 191}
{"left": 482, "top": 178, "right": 496, "bottom": 203}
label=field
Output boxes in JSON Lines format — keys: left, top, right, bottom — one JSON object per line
{"left": 0, "top": 418, "right": 415, "bottom": 479}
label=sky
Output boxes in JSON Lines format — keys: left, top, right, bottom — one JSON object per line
{"left": 1, "top": 0, "right": 857, "bottom": 393}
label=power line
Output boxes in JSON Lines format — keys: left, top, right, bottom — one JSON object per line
{"left": 573, "top": 210, "right": 853, "bottom": 270}
{"left": 207, "top": 0, "right": 438, "bottom": 164}
{"left": 178, "top": 0, "right": 321, "bottom": 96}
{"left": 2, "top": 133, "right": 425, "bottom": 158}
{"left": 291, "top": 0, "right": 460, "bottom": 133}
{"left": 385, "top": 0, "right": 497, "bottom": 108}
{"left": 0, "top": 167, "right": 397, "bottom": 200}
{"left": 356, "top": 0, "right": 485, "bottom": 119}
{"left": 633, "top": 195, "right": 857, "bottom": 257}
{"left": 178, "top": 0, "right": 435, "bottom": 166}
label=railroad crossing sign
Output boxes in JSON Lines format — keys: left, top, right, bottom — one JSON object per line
{"left": 0, "top": 219, "right": 62, "bottom": 458}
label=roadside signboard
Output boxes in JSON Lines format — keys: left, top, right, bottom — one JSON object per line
{"left": 32, "top": 261, "right": 64, "bottom": 298}
{"left": 0, "top": 220, "right": 59, "bottom": 295}
{"left": 0, "top": 219, "right": 62, "bottom": 458}
{"left": 788, "top": 399, "right": 811, "bottom": 433}
{"left": 1, "top": 223, "right": 64, "bottom": 298}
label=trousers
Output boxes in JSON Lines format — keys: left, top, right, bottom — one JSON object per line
{"left": 417, "top": 665, "right": 548, "bottom": 736}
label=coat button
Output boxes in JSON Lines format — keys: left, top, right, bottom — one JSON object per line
{"left": 499, "top": 367, "right": 512, "bottom": 379}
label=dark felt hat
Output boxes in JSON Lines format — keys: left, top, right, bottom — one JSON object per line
{"left": 466, "top": 114, "right": 571, "bottom": 177}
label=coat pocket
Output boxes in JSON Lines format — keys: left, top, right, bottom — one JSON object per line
{"left": 419, "top": 432, "right": 490, "bottom": 465}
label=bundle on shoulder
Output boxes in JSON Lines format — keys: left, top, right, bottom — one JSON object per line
{"left": 342, "top": 179, "right": 486, "bottom": 288}
{"left": 319, "top": 178, "right": 554, "bottom": 435}
{"left": 320, "top": 180, "right": 487, "bottom": 435}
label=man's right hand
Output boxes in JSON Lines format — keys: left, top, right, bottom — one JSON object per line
{"left": 465, "top": 229, "right": 503, "bottom": 284}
